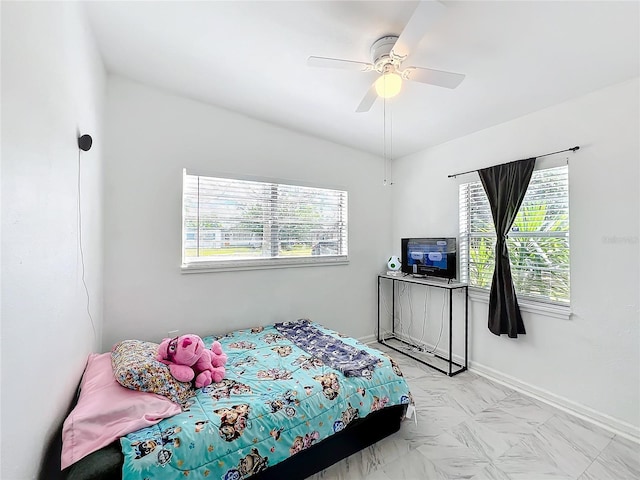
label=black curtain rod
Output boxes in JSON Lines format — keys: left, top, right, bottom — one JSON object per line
{"left": 448, "top": 146, "right": 580, "bottom": 178}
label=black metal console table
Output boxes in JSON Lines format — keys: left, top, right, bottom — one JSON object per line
{"left": 377, "top": 273, "right": 468, "bottom": 376}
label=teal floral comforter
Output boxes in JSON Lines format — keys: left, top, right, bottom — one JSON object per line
{"left": 120, "top": 322, "right": 411, "bottom": 479}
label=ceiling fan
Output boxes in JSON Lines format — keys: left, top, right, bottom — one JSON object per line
{"left": 307, "top": 1, "right": 465, "bottom": 113}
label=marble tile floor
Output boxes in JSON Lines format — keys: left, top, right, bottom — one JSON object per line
{"left": 307, "top": 343, "right": 640, "bottom": 480}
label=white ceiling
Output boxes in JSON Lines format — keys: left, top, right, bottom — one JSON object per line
{"left": 84, "top": 1, "right": 639, "bottom": 158}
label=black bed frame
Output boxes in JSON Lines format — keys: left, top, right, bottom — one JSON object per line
{"left": 40, "top": 400, "right": 407, "bottom": 480}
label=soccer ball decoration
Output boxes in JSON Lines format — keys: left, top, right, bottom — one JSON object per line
{"left": 387, "top": 256, "right": 401, "bottom": 271}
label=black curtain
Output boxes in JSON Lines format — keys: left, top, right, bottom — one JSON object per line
{"left": 478, "top": 158, "right": 535, "bottom": 338}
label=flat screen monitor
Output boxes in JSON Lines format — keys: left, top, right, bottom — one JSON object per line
{"left": 401, "top": 238, "right": 457, "bottom": 279}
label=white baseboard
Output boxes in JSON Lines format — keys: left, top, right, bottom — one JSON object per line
{"left": 359, "top": 334, "right": 377, "bottom": 345}
{"left": 469, "top": 361, "right": 640, "bottom": 444}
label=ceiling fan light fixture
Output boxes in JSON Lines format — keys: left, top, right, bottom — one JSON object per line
{"left": 375, "top": 72, "right": 402, "bottom": 99}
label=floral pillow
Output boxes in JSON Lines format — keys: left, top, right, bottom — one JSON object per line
{"left": 111, "top": 340, "right": 195, "bottom": 406}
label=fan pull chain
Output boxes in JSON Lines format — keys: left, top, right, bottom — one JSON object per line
{"left": 383, "top": 97, "right": 388, "bottom": 186}
{"left": 389, "top": 103, "right": 393, "bottom": 185}
{"left": 382, "top": 97, "right": 393, "bottom": 186}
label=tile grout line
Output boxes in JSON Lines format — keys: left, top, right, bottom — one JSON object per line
{"left": 573, "top": 436, "right": 615, "bottom": 480}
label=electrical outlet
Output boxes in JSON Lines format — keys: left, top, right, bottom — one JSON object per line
{"left": 168, "top": 329, "right": 179, "bottom": 338}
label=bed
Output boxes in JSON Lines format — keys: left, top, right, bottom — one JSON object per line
{"left": 42, "top": 320, "right": 412, "bottom": 480}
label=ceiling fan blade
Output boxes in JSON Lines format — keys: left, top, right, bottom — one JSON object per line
{"left": 356, "top": 83, "right": 378, "bottom": 113}
{"left": 307, "top": 56, "right": 373, "bottom": 71}
{"left": 392, "top": 1, "right": 446, "bottom": 59}
{"left": 404, "top": 66, "right": 465, "bottom": 89}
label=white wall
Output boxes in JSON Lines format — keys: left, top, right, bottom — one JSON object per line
{"left": 391, "top": 78, "right": 640, "bottom": 438}
{"left": 103, "top": 76, "right": 391, "bottom": 350}
{"left": 1, "top": 2, "right": 105, "bottom": 479}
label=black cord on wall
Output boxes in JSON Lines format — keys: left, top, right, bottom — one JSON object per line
{"left": 77, "top": 134, "right": 96, "bottom": 341}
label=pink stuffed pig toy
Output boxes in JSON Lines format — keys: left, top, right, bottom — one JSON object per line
{"left": 157, "top": 334, "right": 226, "bottom": 388}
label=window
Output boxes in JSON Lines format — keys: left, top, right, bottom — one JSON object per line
{"left": 182, "top": 171, "right": 348, "bottom": 271}
{"left": 459, "top": 165, "right": 569, "bottom": 304}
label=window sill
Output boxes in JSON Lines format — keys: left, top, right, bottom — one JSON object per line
{"left": 181, "top": 255, "right": 349, "bottom": 274}
{"left": 468, "top": 287, "right": 571, "bottom": 320}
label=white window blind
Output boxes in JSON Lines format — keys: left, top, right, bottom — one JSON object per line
{"left": 182, "top": 171, "right": 348, "bottom": 270}
{"left": 459, "top": 165, "right": 570, "bottom": 304}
